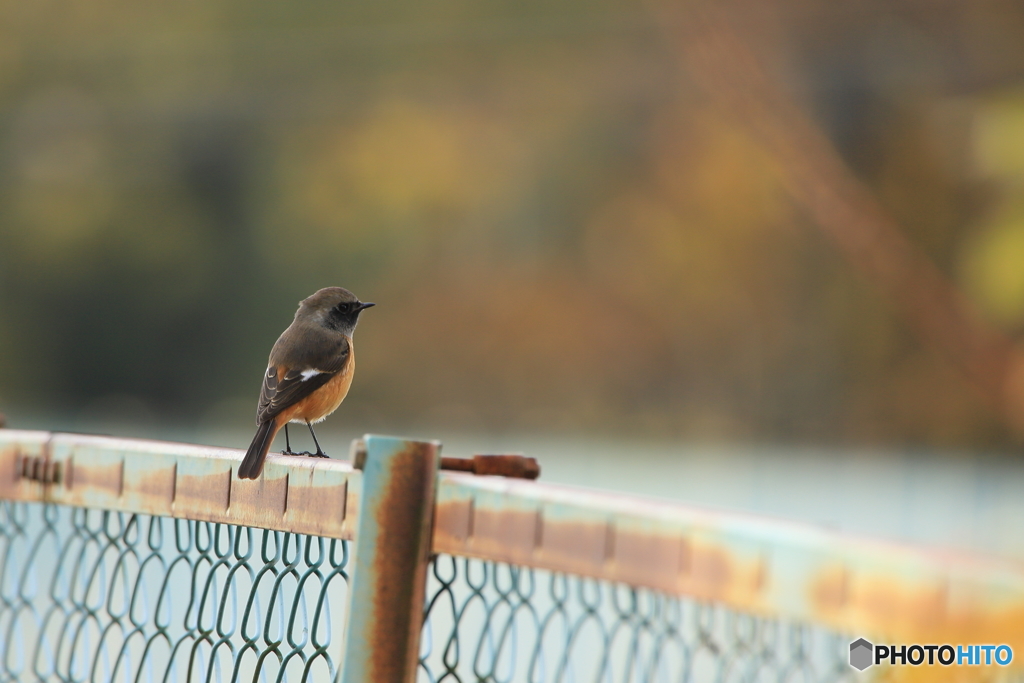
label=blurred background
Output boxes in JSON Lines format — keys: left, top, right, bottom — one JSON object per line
{"left": 3, "top": 0, "right": 1024, "bottom": 553}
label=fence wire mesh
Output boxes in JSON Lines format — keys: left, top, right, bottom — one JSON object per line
{"left": 419, "top": 554, "right": 854, "bottom": 683}
{"left": 0, "top": 500, "right": 349, "bottom": 683}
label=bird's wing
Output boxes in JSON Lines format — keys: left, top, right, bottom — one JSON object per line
{"left": 257, "top": 333, "right": 350, "bottom": 424}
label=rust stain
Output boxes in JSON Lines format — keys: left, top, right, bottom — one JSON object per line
{"left": 287, "top": 479, "right": 347, "bottom": 535}
{"left": 812, "top": 566, "right": 849, "bottom": 614}
{"left": 473, "top": 454, "right": 540, "bottom": 479}
{"left": 439, "top": 455, "right": 540, "bottom": 479}
{"left": 539, "top": 518, "right": 608, "bottom": 569}
{"left": 470, "top": 507, "right": 540, "bottom": 561}
{"left": 0, "top": 431, "right": 356, "bottom": 540}
{"left": 611, "top": 528, "right": 686, "bottom": 590}
{"left": 367, "top": 441, "right": 436, "bottom": 683}
{"left": 132, "top": 467, "right": 177, "bottom": 509}
{"left": 432, "top": 508, "right": 763, "bottom": 603}
{"left": 810, "top": 575, "right": 1024, "bottom": 681}
{"left": 231, "top": 474, "right": 289, "bottom": 521}
{"left": 678, "top": 537, "right": 692, "bottom": 575}
{"left": 809, "top": 568, "right": 1024, "bottom": 679}
{"left": 858, "top": 577, "right": 947, "bottom": 631}
{"left": 753, "top": 552, "right": 769, "bottom": 594}
{"left": 175, "top": 469, "right": 231, "bottom": 514}
{"left": 434, "top": 499, "right": 473, "bottom": 544}
{"left": 0, "top": 447, "right": 17, "bottom": 497}
{"left": 683, "top": 545, "right": 736, "bottom": 601}
{"left": 70, "top": 460, "right": 124, "bottom": 496}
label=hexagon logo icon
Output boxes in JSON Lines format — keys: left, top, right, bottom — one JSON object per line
{"left": 849, "top": 638, "right": 874, "bottom": 671}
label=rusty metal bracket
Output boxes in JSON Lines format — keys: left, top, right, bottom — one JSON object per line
{"left": 355, "top": 440, "right": 539, "bottom": 479}
{"left": 440, "top": 453, "right": 540, "bottom": 479}
{"left": 340, "top": 435, "right": 441, "bottom": 683}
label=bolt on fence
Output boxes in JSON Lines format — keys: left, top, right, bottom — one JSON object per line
{"left": 1, "top": 430, "right": 1023, "bottom": 683}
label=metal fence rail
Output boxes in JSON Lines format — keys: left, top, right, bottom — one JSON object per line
{"left": 432, "top": 469, "right": 1024, "bottom": 651}
{"left": 1, "top": 429, "right": 1023, "bottom": 683}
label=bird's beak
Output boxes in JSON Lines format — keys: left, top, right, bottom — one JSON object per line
{"left": 357, "top": 302, "right": 376, "bottom": 311}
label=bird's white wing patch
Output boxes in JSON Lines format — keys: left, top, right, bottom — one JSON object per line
{"left": 300, "top": 369, "right": 324, "bottom": 381}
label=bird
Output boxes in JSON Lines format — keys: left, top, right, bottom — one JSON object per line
{"left": 237, "top": 287, "right": 374, "bottom": 480}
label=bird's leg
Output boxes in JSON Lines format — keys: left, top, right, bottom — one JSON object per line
{"left": 281, "top": 424, "right": 298, "bottom": 455}
{"left": 306, "top": 422, "right": 328, "bottom": 458}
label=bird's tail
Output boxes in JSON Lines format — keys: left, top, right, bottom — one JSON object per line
{"left": 238, "top": 419, "right": 279, "bottom": 480}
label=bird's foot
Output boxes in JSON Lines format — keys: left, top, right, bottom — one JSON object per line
{"left": 281, "top": 447, "right": 299, "bottom": 456}
{"left": 292, "top": 450, "right": 328, "bottom": 458}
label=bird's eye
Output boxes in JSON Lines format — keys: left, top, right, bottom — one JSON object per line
{"left": 336, "top": 303, "right": 351, "bottom": 314}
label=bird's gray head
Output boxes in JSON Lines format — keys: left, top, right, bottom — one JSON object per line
{"left": 297, "top": 287, "right": 375, "bottom": 336}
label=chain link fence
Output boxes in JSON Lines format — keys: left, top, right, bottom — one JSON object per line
{"left": 0, "top": 501, "right": 349, "bottom": 683}
{"left": 0, "top": 499, "right": 854, "bottom": 683}
{"left": 420, "top": 554, "right": 852, "bottom": 683}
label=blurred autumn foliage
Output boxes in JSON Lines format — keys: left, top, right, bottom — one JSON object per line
{"left": 1, "top": 0, "right": 1024, "bottom": 446}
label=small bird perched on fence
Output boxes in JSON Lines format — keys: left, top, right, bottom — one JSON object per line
{"left": 237, "top": 287, "right": 374, "bottom": 480}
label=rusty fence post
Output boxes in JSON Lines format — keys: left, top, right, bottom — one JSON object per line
{"left": 340, "top": 434, "right": 441, "bottom": 683}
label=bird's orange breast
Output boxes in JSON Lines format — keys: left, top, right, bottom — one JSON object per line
{"left": 277, "top": 345, "right": 355, "bottom": 425}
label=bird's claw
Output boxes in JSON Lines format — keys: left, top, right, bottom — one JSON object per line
{"left": 281, "top": 449, "right": 328, "bottom": 458}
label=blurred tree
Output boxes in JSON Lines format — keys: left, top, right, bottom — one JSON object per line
{"left": 0, "top": 0, "right": 1022, "bottom": 447}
